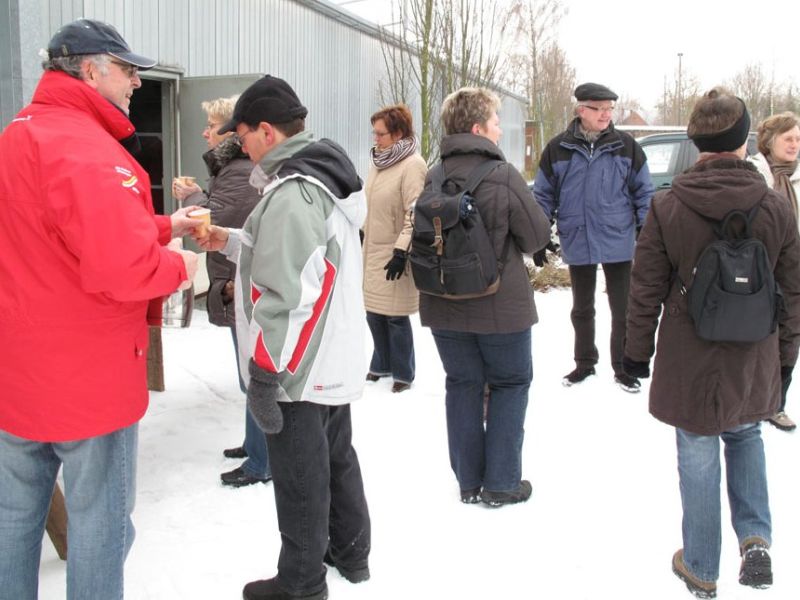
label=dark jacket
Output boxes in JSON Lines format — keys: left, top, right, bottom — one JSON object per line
{"left": 533, "top": 119, "right": 654, "bottom": 265}
{"left": 418, "top": 134, "right": 551, "bottom": 334}
{"left": 186, "top": 136, "right": 261, "bottom": 326}
{"left": 625, "top": 156, "right": 800, "bottom": 435}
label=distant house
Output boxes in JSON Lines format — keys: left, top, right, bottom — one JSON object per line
{"left": 618, "top": 109, "right": 648, "bottom": 127}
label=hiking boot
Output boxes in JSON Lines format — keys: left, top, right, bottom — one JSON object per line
{"left": 614, "top": 372, "right": 641, "bottom": 393}
{"left": 562, "top": 366, "right": 596, "bottom": 386}
{"left": 460, "top": 487, "right": 481, "bottom": 504}
{"left": 481, "top": 480, "right": 532, "bottom": 507}
{"left": 739, "top": 537, "right": 772, "bottom": 589}
{"left": 391, "top": 381, "right": 411, "bottom": 393}
{"left": 672, "top": 549, "right": 717, "bottom": 598}
{"left": 323, "top": 550, "right": 370, "bottom": 584}
{"left": 243, "top": 577, "right": 328, "bottom": 600}
{"left": 767, "top": 411, "right": 797, "bottom": 432}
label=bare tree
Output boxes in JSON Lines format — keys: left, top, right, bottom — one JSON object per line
{"left": 506, "top": 0, "right": 574, "bottom": 177}
{"left": 654, "top": 69, "right": 702, "bottom": 126}
{"left": 731, "top": 63, "right": 772, "bottom": 126}
{"left": 376, "top": 0, "right": 515, "bottom": 163}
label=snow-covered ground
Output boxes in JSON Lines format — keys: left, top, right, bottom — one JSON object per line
{"left": 39, "top": 285, "right": 799, "bottom": 599}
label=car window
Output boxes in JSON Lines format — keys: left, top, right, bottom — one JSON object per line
{"left": 642, "top": 141, "right": 680, "bottom": 175}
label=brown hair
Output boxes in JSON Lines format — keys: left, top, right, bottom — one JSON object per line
{"left": 440, "top": 87, "right": 501, "bottom": 135}
{"left": 687, "top": 87, "right": 744, "bottom": 139}
{"left": 370, "top": 104, "right": 414, "bottom": 138}
{"left": 272, "top": 118, "right": 306, "bottom": 137}
{"left": 757, "top": 111, "right": 800, "bottom": 156}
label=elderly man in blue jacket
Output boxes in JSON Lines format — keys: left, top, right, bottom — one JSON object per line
{"left": 534, "top": 82, "right": 654, "bottom": 393}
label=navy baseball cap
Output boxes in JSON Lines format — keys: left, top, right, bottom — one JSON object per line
{"left": 47, "top": 18, "right": 157, "bottom": 70}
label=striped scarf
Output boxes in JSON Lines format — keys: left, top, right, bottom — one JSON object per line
{"left": 371, "top": 136, "right": 418, "bottom": 170}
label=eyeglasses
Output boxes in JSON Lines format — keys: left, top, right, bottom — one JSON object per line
{"left": 109, "top": 59, "right": 139, "bottom": 78}
{"left": 580, "top": 104, "right": 615, "bottom": 114}
{"left": 204, "top": 122, "right": 223, "bottom": 132}
{"left": 372, "top": 130, "right": 390, "bottom": 138}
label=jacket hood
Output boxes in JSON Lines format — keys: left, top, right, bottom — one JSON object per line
{"left": 202, "top": 135, "right": 248, "bottom": 177}
{"left": 672, "top": 156, "right": 770, "bottom": 220}
{"left": 27, "top": 70, "right": 137, "bottom": 142}
{"left": 256, "top": 131, "right": 365, "bottom": 227}
{"left": 440, "top": 133, "right": 506, "bottom": 162}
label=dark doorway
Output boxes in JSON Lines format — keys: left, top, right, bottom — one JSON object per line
{"left": 129, "top": 79, "right": 165, "bottom": 215}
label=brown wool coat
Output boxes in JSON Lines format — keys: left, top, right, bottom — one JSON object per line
{"left": 418, "top": 134, "right": 551, "bottom": 334}
{"left": 362, "top": 152, "right": 428, "bottom": 316}
{"left": 626, "top": 157, "right": 800, "bottom": 435}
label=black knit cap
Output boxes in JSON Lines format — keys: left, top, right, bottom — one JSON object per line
{"left": 47, "top": 18, "right": 156, "bottom": 70}
{"left": 574, "top": 82, "right": 618, "bottom": 102}
{"left": 218, "top": 75, "right": 308, "bottom": 134}
{"left": 689, "top": 98, "right": 751, "bottom": 153}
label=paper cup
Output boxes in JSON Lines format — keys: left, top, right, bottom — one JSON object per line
{"left": 179, "top": 176, "right": 196, "bottom": 186}
{"left": 188, "top": 208, "right": 211, "bottom": 235}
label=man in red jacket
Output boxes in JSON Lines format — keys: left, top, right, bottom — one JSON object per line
{"left": 0, "top": 19, "right": 198, "bottom": 598}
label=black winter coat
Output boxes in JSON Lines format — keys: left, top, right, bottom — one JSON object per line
{"left": 418, "top": 134, "right": 551, "bottom": 334}
{"left": 186, "top": 136, "right": 261, "bottom": 326}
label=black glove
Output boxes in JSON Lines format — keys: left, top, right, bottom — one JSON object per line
{"left": 247, "top": 359, "right": 286, "bottom": 433}
{"left": 623, "top": 355, "right": 650, "bottom": 379}
{"left": 384, "top": 249, "right": 407, "bottom": 281}
{"left": 533, "top": 240, "right": 559, "bottom": 267}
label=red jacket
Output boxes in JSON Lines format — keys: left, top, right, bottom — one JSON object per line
{"left": 0, "top": 71, "right": 187, "bottom": 442}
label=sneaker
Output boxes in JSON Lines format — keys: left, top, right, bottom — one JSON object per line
{"left": 220, "top": 467, "right": 271, "bottom": 488}
{"left": 481, "top": 480, "right": 532, "bottom": 507}
{"left": 767, "top": 411, "right": 797, "bottom": 432}
{"left": 739, "top": 538, "right": 772, "bottom": 589}
{"left": 614, "top": 372, "right": 641, "bottom": 393}
{"left": 672, "top": 549, "right": 717, "bottom": 598}
{"left": 562, "top": 366, "right": 596, "bottom": 386}
{"left": 323, "top": 550, "right": 370, "bottom": 584}
{"left": 460, "top": 487, "right": 481, "bottom": 504}
{"left": 223, "top": 446, "right": 247, "bottom": 459}
{"left": 243, "top": 577, "right": 328, "bottom": 600}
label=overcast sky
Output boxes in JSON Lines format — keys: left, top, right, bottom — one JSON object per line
{"left": 335, "top": 0, "right": 800, "bottom": 115}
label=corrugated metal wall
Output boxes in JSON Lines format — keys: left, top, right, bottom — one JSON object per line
{"left": 3, "top": 0, "right": 527, "bottom": 176}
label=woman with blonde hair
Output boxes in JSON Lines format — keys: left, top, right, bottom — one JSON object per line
{"left": 750, "top": 111, "right": 800, "bottom": 432}
{"left": 173, "top": 95, "right": 269, "bottom": 485}
{"left": 362, "top": 104, "right": 427, "bottom": 393}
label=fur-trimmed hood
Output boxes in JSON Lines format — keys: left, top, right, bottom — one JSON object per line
{"left": 202, "top": 135, "right": 249, "bottom": 177}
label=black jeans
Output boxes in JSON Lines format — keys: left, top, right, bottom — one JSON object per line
{"left": 266, "top": 402, "right": 370, "bottom": 596}
{"left": 568, "top": 261, "right": 632, "bottom": 375}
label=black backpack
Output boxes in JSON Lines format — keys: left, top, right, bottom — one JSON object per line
{"left": 681, "top": 202, "right": 780, "bottom": 343}
{"left": 409, "top": 160, "right": 503, "bottom": 299}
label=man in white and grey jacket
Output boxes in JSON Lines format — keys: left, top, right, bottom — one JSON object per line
{"left": 194, "top": 75, "right": 370, "bottom": 600}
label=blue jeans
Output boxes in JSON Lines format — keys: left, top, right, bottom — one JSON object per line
{"left": 676, "top": 423, "right": 772, "bottom": 582}
{"left": 431, "top": 328, "right": 532, "bottom": 492}
{"left": 231, "top": 328, "right": 271, "bottom": 479}
{"left": 366, "top": 312, "right": 415, "bottom": 384}
{"left": 0, "top": 425, "right": 137, "bottom": 600}
{"left": 266, "top": 402, "right": 370, "bottom": 595}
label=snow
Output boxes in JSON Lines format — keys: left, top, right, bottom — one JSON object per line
{"left": 39, "top": 285, "right": 799, "bottom": 599}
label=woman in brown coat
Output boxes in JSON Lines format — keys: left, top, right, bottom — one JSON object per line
{"left": 624, "top": 88, "right": 800, "bottom": 598}
{"left": 362, "top": 105, "right": 427, "bottom": 393}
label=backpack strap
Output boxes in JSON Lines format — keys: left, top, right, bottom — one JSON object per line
{"left": 461, "top": 159, "right": 504, "bottom": 194}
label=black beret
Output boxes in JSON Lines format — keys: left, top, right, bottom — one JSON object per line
{"left": 218, "top": 75, "right": 308, "bottom": 134}
{"left": 574, "top": 83, "right": 618, "bottom": 102}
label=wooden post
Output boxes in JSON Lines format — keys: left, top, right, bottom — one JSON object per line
{"left": 46, "top": 483, "right": 68, "bottom": 561}
{"left": 147, "top": 326, "right": 165, "bottom": 391}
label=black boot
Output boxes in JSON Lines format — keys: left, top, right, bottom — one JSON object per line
{"left": 242, "top": 577, "right": 328, "bottom": 600}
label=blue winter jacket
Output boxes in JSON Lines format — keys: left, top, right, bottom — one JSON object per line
{"left": 533, "top": 119, "right": 654, "bottom": 265}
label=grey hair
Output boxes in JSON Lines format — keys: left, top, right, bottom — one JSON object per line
{"left": 41, "top": 54, "right": 109, "bottom": 79}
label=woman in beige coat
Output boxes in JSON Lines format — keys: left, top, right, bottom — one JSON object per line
{"left": 362, "top": 105, "right": 427, "bottom": 392}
